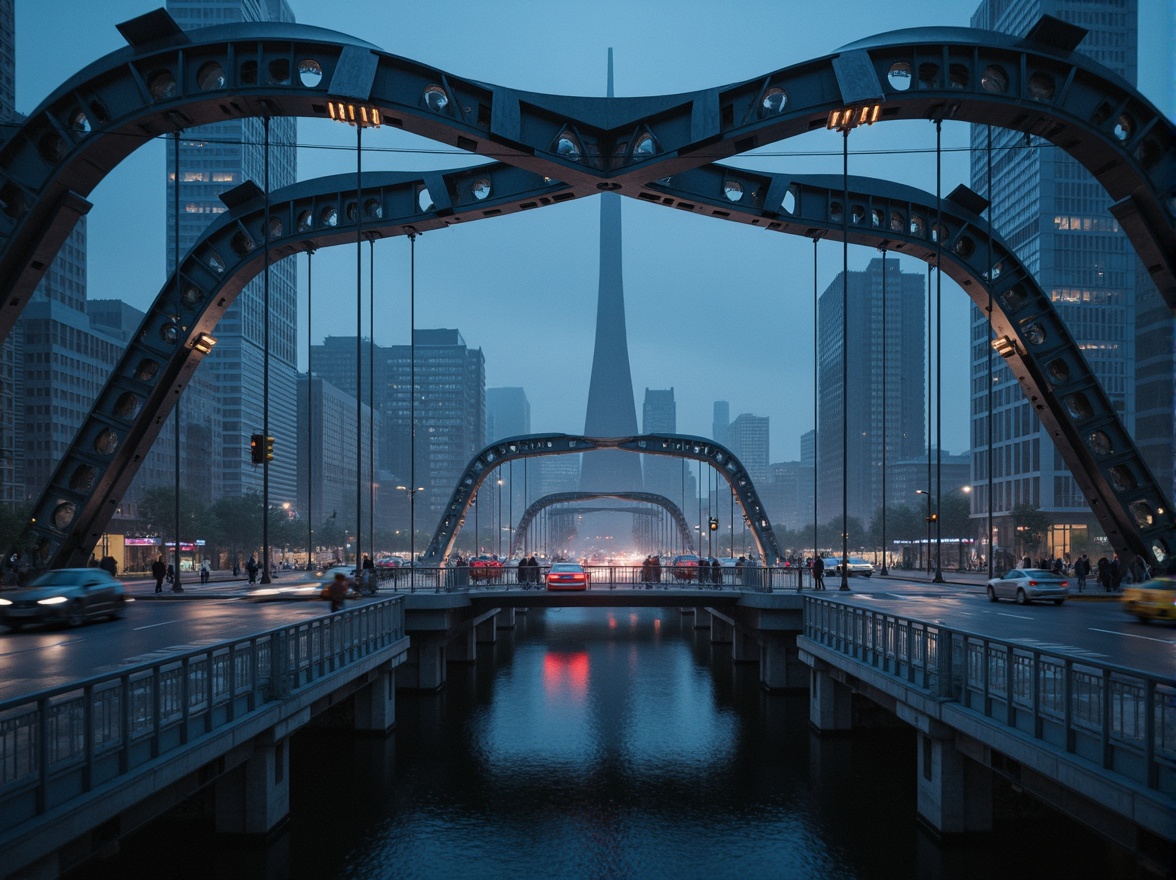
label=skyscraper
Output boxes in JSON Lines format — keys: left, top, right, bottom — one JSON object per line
{"left": 165, "top": 0, "right": 298, "bottom": 506}
{"left": 712, "top": 401, "right": 730, "bottom": 447}
{"left": 818, "top": 257, "right": 925, "bottom": 525}
{"left": 580, "top": 52, "right": 641, "bottom": 494}
{"left": 642, "top": 388, "right": 678, "bottom": 504}
{"left": 487, "top": 387, "right": 531, "bottom": 443}
{"left": 388, "top": 330, "right": 485, "bottom": 522}
{"left": 0, "top": 0, "right": 16, "bottom": 507}
{"left": 969, "top": 0, "right": 1145, "bottom": 559}
{"left": 728, "top": 414, "right": 770, "bottom": 488}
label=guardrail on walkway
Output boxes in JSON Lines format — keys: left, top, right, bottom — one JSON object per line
{"left": 803, "top": 596, "right": 1175, "bottom": 796}
{"left": 368, "top": 563, "right": 799, "bottom": 593}
{"left": 0, "top": 597, "right": 404, "bottom": 830}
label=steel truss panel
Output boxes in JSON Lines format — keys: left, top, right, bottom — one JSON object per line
{"left": 509, "top": 492, "right": 697, "bottom": 558}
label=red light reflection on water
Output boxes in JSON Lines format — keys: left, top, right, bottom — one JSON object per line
{"left": 542, "top": 651, "right": 589, "bottom": 698}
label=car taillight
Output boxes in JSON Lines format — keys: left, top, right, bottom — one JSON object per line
{"left": 1028, "top": 580, "right": 1037, "bottom": 586}
{"left": 1060, "top": 581, "right": 1068, "bottom": 587}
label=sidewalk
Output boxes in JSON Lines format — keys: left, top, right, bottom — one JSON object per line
{"left": 123, "top": 571, "right": 317, "bottom": 600}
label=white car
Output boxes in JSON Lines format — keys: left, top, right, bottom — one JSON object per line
{"left": 822, "top": 557, "right": 874, "bottom": 577}
{"left": 986, "top": 569, "right": 1068, "bottom": 605}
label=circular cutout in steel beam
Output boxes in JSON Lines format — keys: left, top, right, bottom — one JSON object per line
{"left": 299, "top": 59, "right": 323, "bottom": 88}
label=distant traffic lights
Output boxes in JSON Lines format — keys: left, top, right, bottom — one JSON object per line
{"left": 250, "top": 433, "right": 264, "bottom": 464}
{"left": 708, "top": 516, "right": 718, "bottom": 531}
{"left": 266, "top": 436, "right": 274, "bottom": 462}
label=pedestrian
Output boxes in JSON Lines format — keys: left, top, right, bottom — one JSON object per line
{"left": 1075, "top": 554, "right": 1089, "bottom": 591}
{"left": 200, "top": 559, "right": 210, "bottom": 584}
{"left": 246, "top": 555, "right": 258, "bottom": 584}
{"left": 812, "top": 555, "right": 825, "bottom": 591}
{"left": 100, "top": 555, "right": 118, "bottom": 577}
{"left": 1110, "top": 553, "right": 1122, "bottom": 591}
{"left": 527, "top": 554, "right": 539, "bottom": 587}
{"left": 233, "top": 561, "right": 240, "bottom": 577}
{"left": 328, "top": 572, "right": 350, "bottom": 612}
{"left": 165, "top": 562, "right": 175, "bottom": 584}
{"left": 151, "top": 556, "right": 166, "bottom": 593}
{"left": 652, "top": 554, "right": 661, "bottom": 585}
{"left": 711, "top": 557, "right": 722, "bottom": 586}
{"left": 1096, "top": 556, "right": 1110, "bottom": 591}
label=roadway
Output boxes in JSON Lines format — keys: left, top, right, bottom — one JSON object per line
{"left": 0, "top": 571, "right": 1171, "bottom": 704}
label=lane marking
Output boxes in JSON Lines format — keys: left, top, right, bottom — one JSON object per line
{"left": 995, "top": 612, "right": 1034, "bottom": 620}
{"left": 132, "top": 619, "right": 185, "bottom": 631}
{"left": 0, "top": 638, "right": 85, "bottom": 656}
{"left": 1089, "top": 627, "right": 1176, "bottom": 646}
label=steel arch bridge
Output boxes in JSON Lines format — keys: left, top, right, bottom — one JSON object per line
{"left": 420, "top": 434, "right": 781, "bottom": 565}
{"left": 509, "top": 492, "right": 698, "bottom": 558}
{"left": 2, "top": 9, "right": 1172, "bottom": 570}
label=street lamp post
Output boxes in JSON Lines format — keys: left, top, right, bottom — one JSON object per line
{"left": 496, "top": 478, "right": 504, "bottom": 557}
{"left": 396, "top": 484, "right": 424, "bottom": 564}
{"left": 916, "top": 490, "right": 936, "bottom": 579}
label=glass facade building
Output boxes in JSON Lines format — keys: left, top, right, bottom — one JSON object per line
{"left": 165, "top": 0, "right": 299, "bottom": 507}
{"left": 968, "top": 0, "right": 1149, "bottom": 559}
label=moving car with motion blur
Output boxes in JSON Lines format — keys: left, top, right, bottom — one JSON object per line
{"left": 545, "top": 562, "right": 589, "bottom": 591}
{"left": 0, "top": 568, "right": 127, "bottom": 630}
{"left": 669, "top": 554, "right": 700, "bottom": 581}
{"left": 822, "top": 556, "right": 874, "bottom": 578}
{"left": 986, "top": 568, "right": 1068, "bottom": 605}
{"left": 1121, "top": 576, "right": 1176, "bottom": 623}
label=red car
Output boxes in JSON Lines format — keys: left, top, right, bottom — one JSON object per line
{"left": 469, "top": 555, "right": 504, "bottom": 583}
{"left": 670, "top": 554, "right": 700, "bottom": 581}
{"left": 546, "top": 562, "right": 588, "bottom": 591}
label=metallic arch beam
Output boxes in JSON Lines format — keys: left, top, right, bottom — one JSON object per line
{"left": 1, "top": 12, "right": 1173, "bottom": 349}
{"left": 22, "top": 166, "right": 568, "bottom": 568}
{"left": 420, "top": 434, "right": 781, "bottom": 566}
{"left": 644, "top": 165, "right": 1175, "bottom": 569}
{"left": 509, "top": 491, "right": 697, "bottom": 558}
{"left": 24, "top": 167, "right": 1173, "bottom": 571}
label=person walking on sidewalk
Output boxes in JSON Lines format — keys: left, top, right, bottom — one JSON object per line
{"left": 812, "top": 556, "right": 826, "bottom": 591}
{"left": 151, "top": 556, "right": 166, "bottom": 593}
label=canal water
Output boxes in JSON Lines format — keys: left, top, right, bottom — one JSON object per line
{"left": 72, "top": 606, "right": 1132, "bottom": 879}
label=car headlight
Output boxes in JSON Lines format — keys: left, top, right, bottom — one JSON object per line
{"left": 0, "top": 597, "right": 11, "bottom": 606}
{"left": 37, "top": 596, "right": 69, "bottom": 605}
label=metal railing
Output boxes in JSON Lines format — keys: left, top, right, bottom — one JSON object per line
{"left": 803, "top": 596, "right": 1176, "bottom": 795}
{"left": 369, "top": 563, "right": 812, "bottom": 593}
{"left": 0, "top": 597, "right": 404, "bottom": 830}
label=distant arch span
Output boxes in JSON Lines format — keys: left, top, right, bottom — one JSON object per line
{"left": 510, "top": 492, "right": 697, "bottom": 557}
{"left": 420, "top": 434, "right": 781, "bottom": 565}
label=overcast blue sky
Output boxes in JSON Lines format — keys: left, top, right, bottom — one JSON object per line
{"left": 13, "top": 1, "right": 1174, "bottom": 463}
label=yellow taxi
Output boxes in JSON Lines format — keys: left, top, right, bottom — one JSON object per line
{"left": 1121, "top": 576, "right": 1176, "bottom": 623}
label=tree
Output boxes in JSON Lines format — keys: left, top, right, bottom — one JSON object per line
{"left": 0, "top": 503, "right": 32, "bottom": 559}
{"left": 1011, "top": 502, "right": 1050, "bottom": 560}
{"left": 206, "top": 493, "right": 265, "bottom": 566}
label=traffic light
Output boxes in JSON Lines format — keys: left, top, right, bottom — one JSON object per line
{"left": 250, "top": 433, "right": 264, "bottom": 464}
{"left": 266, "top": 436, "right": 274, "bottom": 462}
{"left": 709, "top": 516, "right": 718, "bottom": 531}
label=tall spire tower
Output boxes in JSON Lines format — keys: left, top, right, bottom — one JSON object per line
{"left": 581, "top": 49, "right": 643, "bottom": 492}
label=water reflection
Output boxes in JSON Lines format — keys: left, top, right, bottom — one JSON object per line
{"left": 69, "top": 606, "right": 1132, "bottom": 880}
